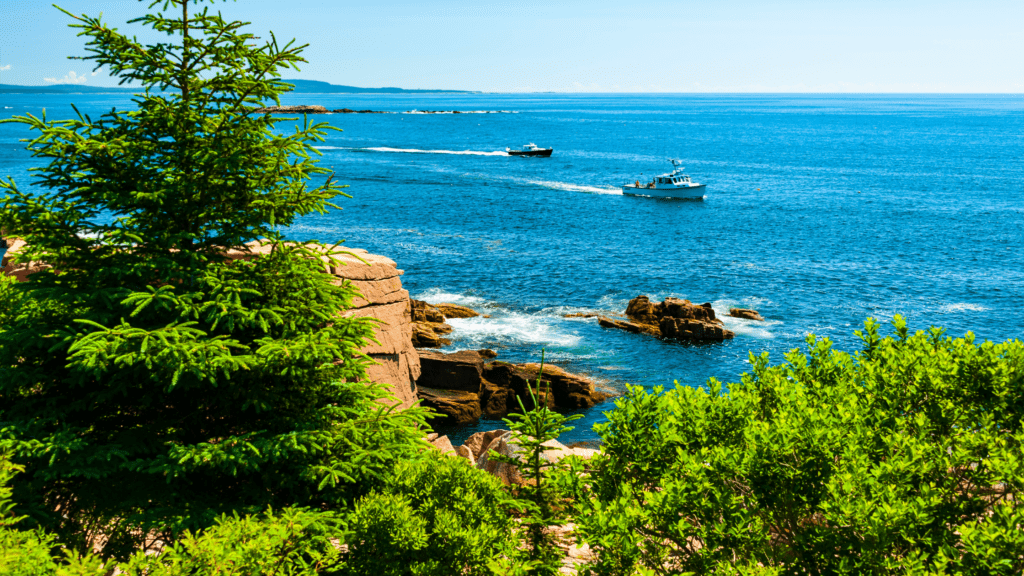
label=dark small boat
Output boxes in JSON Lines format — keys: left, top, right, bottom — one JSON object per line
{"left": 506, "top": 143, "right": 553, "bottom": 157}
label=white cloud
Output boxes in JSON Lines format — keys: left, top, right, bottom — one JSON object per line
{"left": 91, "top": 69, "right": 101, "bottom": 76}
{"left": 44, "top": 71, "right": 88, "bottom": 85}
{"left": 0, "top": 64, "right": 10, "bottom": 71}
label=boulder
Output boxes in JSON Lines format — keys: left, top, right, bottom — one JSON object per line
{"left": 475, "top": 433, "right": 599, "bottom": 485}
{"left": 429, "top": 435, "right": 456, "bottom": 454}
{"left": 417, "top": 387, "right": 482, "bottom": 426}
{"left": 417, "top": 349, "right": 484, "bottom": 393}
{"left": 463, "top": 429, "right": 511, "bottom": 461}
{"left": 477, "top": 348, "right": 498, "bottom": 359}
{"left": 454, "top": 444, "right": 474, "bottom": 464}
{"left": 411, "top": 322, "right": 452, "bottom": 348}
{"left": 433, "top": 303, "right": 480, "bottom": 318}
{"left": 410, "top": 299, "right": 446, "bottom": 323}
{"left": 729, "top": 308, "right": 765, "bottom": 321}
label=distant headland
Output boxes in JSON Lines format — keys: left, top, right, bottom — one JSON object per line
{"left": 0, "top": 79, "right": 476, "bottom": 94}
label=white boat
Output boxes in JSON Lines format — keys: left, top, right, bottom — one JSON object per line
{"left": 623, "top": 159, "right": 706, "bottom": 199}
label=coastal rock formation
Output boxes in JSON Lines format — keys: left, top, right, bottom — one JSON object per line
{"left": 600, "top": 295, "right": 735, "bottom": 342}
{"left": 2, "top": 240, "right": 423, "bottom": 409}
{"left": 0, "top": 236, "right": 44, "bottom": 282}
{"left": 415, "top": 350, "right": 610, "bottom": 426}
{"left": 253, "top": 106, "right": 388, "bottom": 114}
{"left": 729, "top": 308, "right": 765, "bottom": 321}
{"left": 433, "top": 303, "right": 480, "bottom": 319}
{"left": 409, "top": 300, "right": 483, "bottom": 348}
{"left": 254, "top": 105, "right": 329, "bottom": 114}
{"left": 332, "top": 108, "right": 386, "bottom": 114}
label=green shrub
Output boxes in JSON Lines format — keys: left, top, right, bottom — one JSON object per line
{"left": 120, "top": 507, "right": 344, "bottom": 576}
{"left": 577, "top": 317, "right": 1024, "bottom": 575}
{"left": 0, "top": 454, "right": 109, "bottom": 575}
{"left": 344, "top": 453, "right": 520, "bottom": 576}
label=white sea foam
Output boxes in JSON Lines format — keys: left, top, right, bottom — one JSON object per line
{"left": 448, "top": 314, "right": 582, "bottom": 348}
{"left": 710, "top": 299, "right": 779, "bottom": 340}
{"left": 403, "top": 110, "right": 516, "bottom": 114}
{"left": 314, "top": 145, "right": 509, "bottom": 156}
{"left": 416, "top": 288, "right": 489, "bottom": 307}
{"left": 518, "top": 178, "right": 622, "bottom": 195}
{"left": 939, "top": 303, "right": 990, "bottom": 313}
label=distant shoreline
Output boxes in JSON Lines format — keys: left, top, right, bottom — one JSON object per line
{"left": 0, "top": 79, "right": 476, "bottom": 95}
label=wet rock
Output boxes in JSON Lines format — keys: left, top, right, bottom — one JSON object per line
{"left": 415, "top": 352, "right": 610, "bottom": 424}
{"left": 411, "top": 323, "right": 451, "bottom": 348}
{"left": 477, "top": 348, "right": 498, "bottom": 359}
{"left": 418, "top": 387, "right": 482, "bottom": 426}
{"left": 417, "top": 349, "right": 484, "bottom": 392}
{"left": 598, "top": 316, "right": 650, "bottom": 335}
{"left": 729, "top": 308, "right": 765, "bottom": 321}
{"left": 434, "top": 302, "right": 480, "bottom": 318}
{"left": 564, "top": 312, "right": 598, "bottom": 318}
{"left": 516, "top": 363, "right": 610, "bottom": 410}
{"left": 411, "top": 299, "right": 446, "bottom": 323}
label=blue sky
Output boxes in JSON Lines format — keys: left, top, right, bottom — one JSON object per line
{"left": 2, "top": 0, "right": 1022, "bottom": 92}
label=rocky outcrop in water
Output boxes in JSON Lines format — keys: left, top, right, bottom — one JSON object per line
{"left": 599, "top": 295, "right": 734, "bottom": 342}
{"left": 409, "top": 300, "right": 483, "bottom": 348}
{"left": 253, "top": 105, "right": 388, "bottom": 114}
{"left": 415, "top": 350, "right": 610, "bottom": 426}
{"left": 729, "top": 308, "right": 764, "bottom": 321}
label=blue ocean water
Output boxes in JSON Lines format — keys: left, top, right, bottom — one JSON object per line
{"left": 2, "top": 92, "right": 1023, "bottom": 444}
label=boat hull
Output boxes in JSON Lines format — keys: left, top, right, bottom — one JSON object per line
{"left": 508, "top": 149, "right": 553, "bottom": 157}
{"left": 622, "top": 184, "right": 706, "bottom": 199}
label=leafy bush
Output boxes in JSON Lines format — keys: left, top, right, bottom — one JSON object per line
{"left": 120, "top": 507, "right": 344, "bottom": 576}
{"left": 344, "top": 453, "right": 520, "bottom": 576}
{"left": 0, "top": 0, "right": 428, "bottom": 558}
{"left": 577, "top": 317, "right": 1024, "bottom": 575}
{"left": 0, "top": 454, "right": 109, "bottom": 576}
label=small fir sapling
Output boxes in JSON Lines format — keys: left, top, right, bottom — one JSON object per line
{"left": 491, "top": 351, "right": 582, "bottom": 575}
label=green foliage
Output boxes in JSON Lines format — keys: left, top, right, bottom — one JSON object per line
{"left": 0, "top": 453, "right": 110, "bottom": 576}
{"left": 576, "top": 317, "right": 1024, "bottom": 575}
{"left": 121, "top": 507, "right": 345, "bottom": 576}
{"left": 344, "top": 453, "right": 520, "bottom": 576}
{"left": 494, "top": 352, "right": 582, "bottom": 575}
{"left": 0, "top": 0, "right": 428, "bottom": 558}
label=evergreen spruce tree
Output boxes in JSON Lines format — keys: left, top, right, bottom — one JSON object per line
{"left": 0, "top": 0, "right": 426, "bottom": 559}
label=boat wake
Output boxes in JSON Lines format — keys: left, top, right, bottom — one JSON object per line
{"left": 518, "top": 178, "right": 622, "bottom": 195}
{"left": 403, "top": 110, "right": 517, "bottom": 114}
{"left": 316, "top": 146, "right": 509, "bottom": 156}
